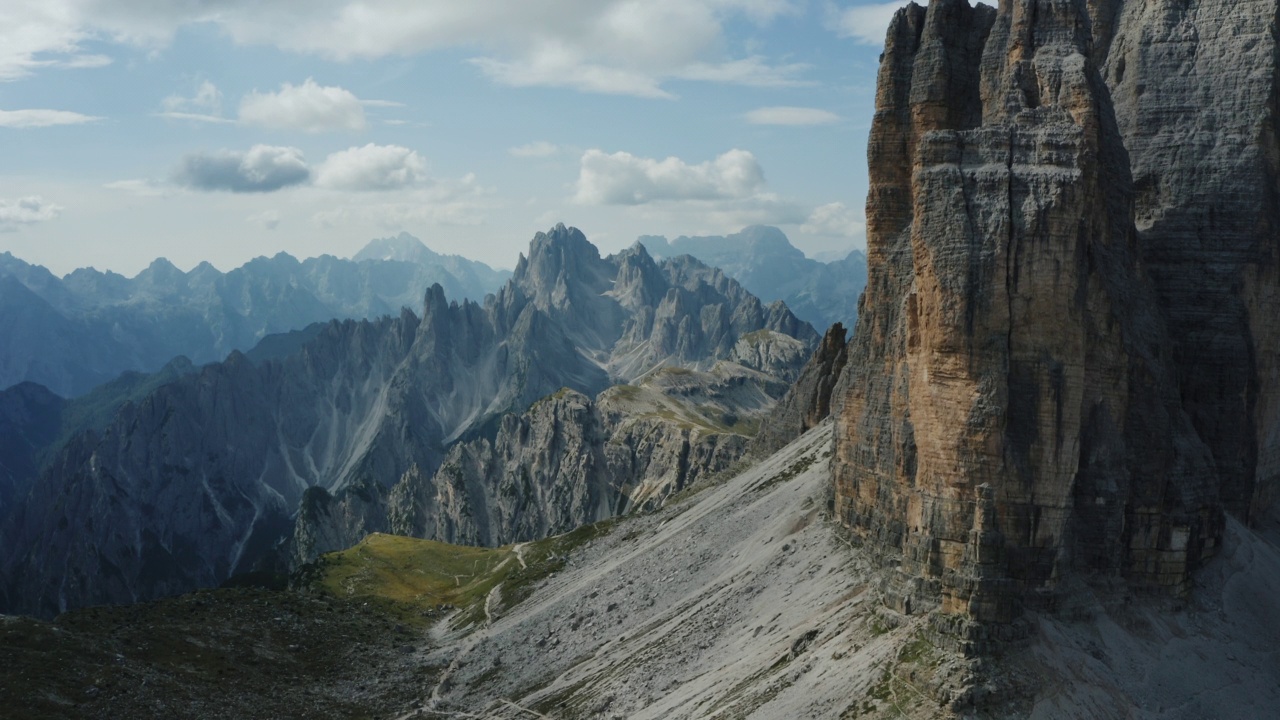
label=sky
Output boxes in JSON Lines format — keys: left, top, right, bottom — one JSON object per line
{"left": 0, "top": 0, "right": 915, "bottom": 276}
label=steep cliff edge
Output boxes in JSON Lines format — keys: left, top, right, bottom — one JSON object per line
{"left": 832, "top": 0, "right": 1253, "bottom": 643}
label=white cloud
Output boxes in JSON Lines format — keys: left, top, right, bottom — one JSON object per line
{"left": 828, "top": 0, "right": 922, "bottom": 46}
{"left": 359, "top": 99, "right": 405, "bottom": 108}
{"left": 745, "top": 106, "right": 841, "bottom": 126}
{"left": 574, "top": 149, "right": 768, "bottom": 205}
{"left": 801, "top": 201, "right": 865, "bottom": 237}
{"left": 239, "top": 79, "right": 366, "bottom": 132}
{"left": 312, "top": 174, "right": 491, "bottom": 229}
{"left": 314, "top": 144, "right": 427, "bottom": 191}
{"left": 675, "top": 57, "right": 812, "bottom": 87}
{"left": 0, "top": 108, "right": 101, "bottom": 128}
{"left": 172, "top": 145, "right": 311, "bottom": 193}
{"left": 3, "top": 1, "right": 805, "bottom": 98}
{"left": 509, "top": 141, "right": 561, "bottom": 159}
{"left": 163, "top": 80, "right": 222, "bottom": 114}
{"left": 0, "top": 4, "right": 111, "bottom": 81}
{"left": 471, "top": 48, "right": 674, "bottom": 99}
{"left": 158, "top": 80, "right": 231, "bottom": 122}
{"left": 0, "top": 196, "right": 62, "bottom": 229}
{"left": 247, "top": 210, "right": 281, "bottom": 230}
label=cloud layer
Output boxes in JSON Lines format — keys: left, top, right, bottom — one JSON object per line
{"left": 0, "top": 109, "right": 101, "bottom": 128}
{"left": 172, "top": 145, "right": 312, "bottom": 193}
{"left": 314, "top": 144, "right": 427, "bottom": 191}
{"left": 574, "top": 149, "right": 766, "bottom": 205}
{"left": 828, "top": 0, "right": 920, "bottom": 46}
{"left": 239, "top": 79, "right": 367, "bottom": 132}
{"left": 0, "top": 196, "right": 62, "bottom": 228}
{"left": 170, "top": 143, "right": 431, "bottom": 193}
{"left": 801, "top": 201, "right": 864, "bottom": 237}
{"left": 160, "top": 79, "right": 371, "bottom": 131}
{"left": 6, "top": 1, "right": 805, "bottom": 98}
{"left": 745, "top": 106, "right": 839, "bottom": 125}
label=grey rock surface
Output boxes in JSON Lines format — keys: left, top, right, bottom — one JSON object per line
{"left": 640, "top": 225, "right": 868, "bottom": 332}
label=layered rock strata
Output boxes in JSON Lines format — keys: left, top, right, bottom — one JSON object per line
{"left": 833, "top": 0, "right": 1260, "bottom": 637}
{"left": 1100, "top": 0, "right": 1280, "bottom": 522}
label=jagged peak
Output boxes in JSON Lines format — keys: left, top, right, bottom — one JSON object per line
{"left": 513, "top": 224, "right": 612, "bottom": 300}
{"left": 422, "top": 283, "right": 449, "bottom": 312}
{"left": 352, "top": 231, "right": 440, "bottom": 265}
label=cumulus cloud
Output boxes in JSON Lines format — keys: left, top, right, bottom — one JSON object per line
{"left": 314, "top": 144, "right": 427, "bottom": 191}
{"left": 0, "top": 196, "right": 62, "bottom": 229}
{"left": 574, "top": 149, "right": 767, "bottom": 205}
{"left": 509, "top": 141, "right": 561, "bottom": 158}
{"left": 157, "top": 79, "right": 378, "bottom": 128}
{"left": 172, "top": 145, "right": 311, "bottom": 193}
{"left": 4, "top": 1, "right": 804, "bottom": 98}
{"left": 828, "top": 0, "right": 922, "bottom": 46}
{"left": 0, "top": 109, "right": 102, "bottom": 128}
{"left": 239, "top": 79, "right": 367, "bottom": 132}
{"left": 801, "top": 201, "right": 865, "bottom": 237}
{"left": 745, "top": 106, "right": 841, "bottom": 126}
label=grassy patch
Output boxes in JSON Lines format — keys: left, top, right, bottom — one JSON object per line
{"left": 603, "top": 384, "right": 642, "bottom": 402}
{"left": 298, "top": 533, "right": 516, "bottom": 628}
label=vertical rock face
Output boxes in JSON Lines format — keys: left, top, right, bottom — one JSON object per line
{"left": 1100, "top": 0, "right": 1280, "bottom": 522}
{"left": 833, "top": 0, "right": 1248, "bottom": 632}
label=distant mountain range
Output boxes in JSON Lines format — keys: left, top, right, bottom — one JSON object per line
{"left": 638, "top": 225, "right": 867, "bottom": 332}
{"left": 0, "top": 225, "right": 817, "bottom": 617}
{"left": 0, "top": 232, "right": 510, "bottom": 397}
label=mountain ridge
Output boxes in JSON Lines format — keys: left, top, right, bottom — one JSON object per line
{"left": 0, "top": 235, "right": 510, "bottom": 397}
{"left": 0, "top": 224, "right": 817, "bottom": 617}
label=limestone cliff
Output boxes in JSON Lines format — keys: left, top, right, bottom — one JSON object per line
{"left": 832, "top": 0, "right": 1252, "bottom": 640}
{"left": 291, "top": 360, "right": 771, "bottom": 563}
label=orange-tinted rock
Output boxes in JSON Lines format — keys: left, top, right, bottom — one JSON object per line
{"left": 832, "top": 0, "right": 1250, "bottom": 636}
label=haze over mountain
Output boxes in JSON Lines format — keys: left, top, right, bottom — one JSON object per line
{"left": 0, "top": 233, "right": 509, "bottom": 397}
{"left": 639, "top": 225, "right": 868, "bottom": 331}
{"left": 0, "top": 224, "right": 816, "bottom": 617}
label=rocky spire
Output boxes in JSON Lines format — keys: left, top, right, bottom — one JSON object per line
{"left": 833, "top": 0, "right": 1228, "bottom": 637}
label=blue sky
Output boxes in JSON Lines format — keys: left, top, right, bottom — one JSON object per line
{"left": 0, "top": 0, "right": 913, "bottom": 276}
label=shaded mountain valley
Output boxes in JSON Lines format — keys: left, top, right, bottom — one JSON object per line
{"left": 0, "top": 224, "right": 817, "bottom": 617}
{"left": 6, "top": 0, "right": 1280, "bottom": 716}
